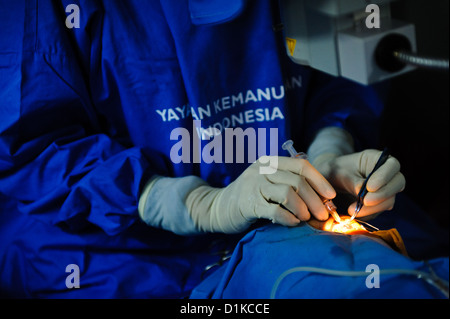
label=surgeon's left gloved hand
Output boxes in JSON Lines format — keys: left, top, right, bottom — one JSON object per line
{"left": 307, "top": 126, "right": 405, "bottom": 220}
{"left": 312, "top": 150, "right": 406, "bottom": 219}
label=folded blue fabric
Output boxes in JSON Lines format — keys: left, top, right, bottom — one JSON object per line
{"left": 191, "top": 223, "right": 449, "bottom": 299}
{"left": 188, "top": 0, "right": 246, "bottom": 25}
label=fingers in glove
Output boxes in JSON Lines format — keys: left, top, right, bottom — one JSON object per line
{"left": 254, "top": 201, "right": 302, "bottom": 226}
{"left": 276, "top": 156, "right": 336, "bottom": 199}
{"left": 364, "top": 172, "right": 406, "bottom": 206}
{"left": 366, "top": 156, "right": 401, "bottom": 192}
{"left": 260, "top": 182, "right": 309, "bottom": 221}
{"left": 297, "top": 181, "right": 330, "bottom": 221}
{"left": 348, "top": 196, "right": 396, "bottom": 218}
{"left": 265, "top": 170, "right": 329, "bottom": 221}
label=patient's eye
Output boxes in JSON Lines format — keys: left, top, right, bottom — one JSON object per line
{"left": 325, "top": 216, "right": 366, "bottom": 234}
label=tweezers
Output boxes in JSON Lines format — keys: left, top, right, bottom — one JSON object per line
{"left": 349, "top": 148, "right": 390, "bottom": 221}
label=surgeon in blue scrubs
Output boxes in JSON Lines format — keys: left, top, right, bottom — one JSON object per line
{"left": 0, "top": 0, "right": 409, "bottom": 298}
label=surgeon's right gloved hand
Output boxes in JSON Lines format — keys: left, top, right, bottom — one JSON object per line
{"left": 186, "top": 156, "right": 336, "bottom": 233}
{"left": 138, "top": 156, "right": 336, "bottom": 235}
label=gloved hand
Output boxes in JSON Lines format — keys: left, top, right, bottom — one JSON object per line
{"left": 185, "top": 156, "right": 336, "bottom": 233}
{"left": 312, "top": 150, "right": 406, "bottom": 219}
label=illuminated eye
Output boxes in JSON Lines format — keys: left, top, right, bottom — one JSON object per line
{"left": 329, "top": 217, "right": 366, "bottom": 234}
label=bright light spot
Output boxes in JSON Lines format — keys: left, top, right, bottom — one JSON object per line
{"left": 324, "top": 216, "right": 366, "bottom": 234}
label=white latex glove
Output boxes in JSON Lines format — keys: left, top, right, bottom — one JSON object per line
{"left": 312, "top": 150, "right": 406, "bottom": 219}
{"left": 186, "top": 156, "right": 336, "bottom": 234}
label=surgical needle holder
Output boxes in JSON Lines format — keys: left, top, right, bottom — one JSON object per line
{"left": 282, "top": 140, "right": 341, "bottom": 223}
{"left": 349, "top": 148, "right": 390, "bottom": 222}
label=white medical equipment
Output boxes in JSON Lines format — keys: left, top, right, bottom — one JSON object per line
{"left": 278, "top": 0, "right": 448, "bottom": 85}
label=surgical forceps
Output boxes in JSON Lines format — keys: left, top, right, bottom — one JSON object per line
{"left": 349, "top": 148, "right": 390, "bottom": 221}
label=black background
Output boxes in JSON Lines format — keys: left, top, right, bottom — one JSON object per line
{"left": 380, "top": 0, "right": 449, "bottom": 228}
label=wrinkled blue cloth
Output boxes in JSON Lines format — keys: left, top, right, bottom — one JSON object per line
{"left": 192, "top": 224, "right": 448, "bottom": 299}
{"left": 188, "top": 0, "right": 246, "bottom": 25}
{"left": 191, "top": 195, "right": 449, "bottom": 299}
{"left": 0, "top": 191, "right": 244, "bottom": 298}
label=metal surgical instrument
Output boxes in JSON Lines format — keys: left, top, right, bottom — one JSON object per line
{"left": 349, "top": 148, "right": 390, "bottom": 221}
{"left": 282, "top": 140, "right": 341, "bottom": 223}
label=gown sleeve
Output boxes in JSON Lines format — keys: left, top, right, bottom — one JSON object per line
{"left": 0, "top": 0, "right": 168, "bottom": 236}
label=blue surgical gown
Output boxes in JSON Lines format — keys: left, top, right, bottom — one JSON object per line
{"left": 1, "top": 0, "right": 445, "bottom": 298}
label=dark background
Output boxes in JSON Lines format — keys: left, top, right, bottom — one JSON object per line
{"left": 380, "top": 0, "right": 449, "bottom": 228}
